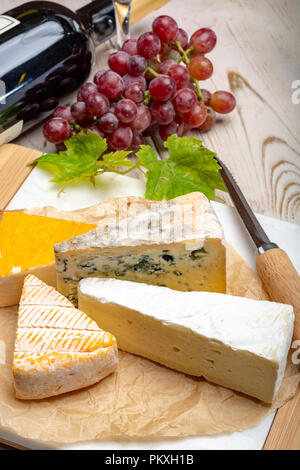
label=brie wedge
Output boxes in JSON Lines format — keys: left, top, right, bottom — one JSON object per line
{"left": 78, "top": 278, "right": 294, "bottom": 403}
{"left": 13, "top": 275, "right": 118, "bottom": 400}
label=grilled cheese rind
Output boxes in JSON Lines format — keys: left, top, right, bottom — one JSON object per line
{"left": 13, "top": 275, "right": 118, "bottom": 400}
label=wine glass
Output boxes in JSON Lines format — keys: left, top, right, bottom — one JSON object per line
{"left": 112, "top": 0, "right": 133, "bottom": 49}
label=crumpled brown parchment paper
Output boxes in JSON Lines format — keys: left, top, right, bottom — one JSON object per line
{"left": 0, "top": 201, "right": 299, "bottom": 445}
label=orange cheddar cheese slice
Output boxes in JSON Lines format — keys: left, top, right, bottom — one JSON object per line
{"left": 13, "top": 274, "right": 118, "bottom": 400}
{"left": 0, "top": 212, "right": 96, "bottom": 307}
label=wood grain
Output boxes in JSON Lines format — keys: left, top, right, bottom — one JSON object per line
{"left": 0, "top": 438, "right": 27, "bottom": 451}
{"left": 0, "top": 0, "right": 299, "bottom": 451}
{"left": 256, "top": 248, "right": 300, "bottom": 341}
{"left": 264, "top": 387, "right": 300, "bottom": 450}
{"left": 2, "top": 0, "right": 298, "bottom": 224}
{"left": 0, "top": 144, "right": 42, "bottom": 210}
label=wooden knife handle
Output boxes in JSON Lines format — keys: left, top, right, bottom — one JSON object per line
{"left": 256, "top": 248, "right": 300, "bottom": 340}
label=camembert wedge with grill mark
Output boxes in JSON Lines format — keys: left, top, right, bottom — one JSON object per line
{"left": 78, "top": 278, "right": 294, "bottom": 403}
{"left": 0, "top": 212, "right": 96, "bottom": 307}
{"left": 13, "top": 275, "right": 118, "bottom": 400}
{"left": 55, "top": 193, "right": 226, "bottom": 305}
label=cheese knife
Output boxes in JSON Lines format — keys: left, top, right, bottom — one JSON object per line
{"left": 215, "top": 156, "right": 300, "bottom": 340}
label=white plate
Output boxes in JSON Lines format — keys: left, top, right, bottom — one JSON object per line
{"left": 2, "top": 165, "right": 300, "bottom": 450}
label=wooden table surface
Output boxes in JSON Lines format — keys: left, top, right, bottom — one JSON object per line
{"left": 0, "top": 0, "right": 299, "bottom": 450}
{"left": 2, "top": 0, "right": 299, "bottom": 224}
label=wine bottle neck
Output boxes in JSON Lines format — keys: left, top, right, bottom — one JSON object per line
{"left": 77, "top": 0, "right": 115, "bottom": 47}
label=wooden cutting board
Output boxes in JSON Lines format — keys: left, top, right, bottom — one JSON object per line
{"left": 0, "top": 144, "right": 42, "bottom": 210}
{"left": 0, "top": 143, "right": 298, "bottom": 450}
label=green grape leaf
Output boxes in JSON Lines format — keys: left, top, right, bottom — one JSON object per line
{"left": 164, "top": 134, "right": 227, "bottom": 193}
{"left": 32, "top": 131, "right": 226, "bottom": 202}
{"left": 99, "top": 150, "right": 133, "bottom": 169}
{"left": 33, "top": 131, "right": 107, "bottom": 184}
{"left": 136, "top": 135, "right": 226, "bottom": 201}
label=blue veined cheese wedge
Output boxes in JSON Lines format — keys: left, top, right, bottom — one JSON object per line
{"left": 54, "top": 193, "right": 226, "bottom": 305}
{"left": 13, "top": 275, "right": 118, "bottom": 400}
{"left": 78, "top": 278, "right": 294, "bottom": 403}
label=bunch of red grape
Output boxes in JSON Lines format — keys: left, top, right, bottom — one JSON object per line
{"left": 43, "top": 15, "right": 236, "bottom": 151}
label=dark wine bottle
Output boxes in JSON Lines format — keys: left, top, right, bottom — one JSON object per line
{"left": 0, "top": 0, "right": 115, "bottom": 145}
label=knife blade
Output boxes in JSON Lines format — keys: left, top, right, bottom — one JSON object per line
{"left": 215, "top": 156, "right": 300, "bottom": 340}
{"left": 215, "top": 156, "right": 278, "bottom": 252}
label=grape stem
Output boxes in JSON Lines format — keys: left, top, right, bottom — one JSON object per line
{"left": 71, "top": 122, "right": 83, "bottom": 132}
{"left": 96, "top": 161, "right": 141, "bottom": 177}
{"left": 58, "top": 163, "right": 143, "bottom": 195}
{"left": 172, "top": 41, "right": 204, "bottom": 102}
{"left": 192, "top": 79, "right": 204, "bottom": 102}
{"left": 173, "top": 41, "right": 191, "bottom": 66}
{"left": 143, "top": 90, "right": 152, "bottom": 105}
{"left": 145, "top": 66, "right": 160, "bottom": 78}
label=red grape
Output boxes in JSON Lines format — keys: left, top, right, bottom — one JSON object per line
{"left": 43, "top": 118, "right": 70, "bottom": 144}
{"left": 160, "top": 42, "right": 171, "bottom": 55}
{"left": 77, "top": 82, "right": 98, "bottom": 102}
{"left": 190, "top": 28, "right": 217, "bottom": 54}
{"left": 108, "top": 125, "right": 133, "bottom": 150}
{"left": 76, "top": 116, "right": 95, "bottom": 128}
{"left": 130, "top": 131, "right": 143, "bottom": 151}
{"left": 46, "top": 17, "right": 234, "bottom": 150}
{"left": 89, "top": 126, "right": 105, "bottom": 138}
{"left": 173, "top": 28, "right": 189, "bottom": 50}
{"left": 71, "top": 101, "right": 90, "bottom": 121}
{"left": 109, "top": 102, "right": 116, "bottom": 113}
{"left": 172, "top": 88, "right": 197, "bottom": 113}
{"left": 121, "top": 39, "right": 138, "bottom": 56}
{"left": 159, "top": 59, "right": 177, "bottom": 74}
{"left": 167, "top": 64, "right": 190, "bottom": 89}
{"left": 149, "top": 75, "right": 176, "bottom": 101}
{"left": 152, "top": 15, "right": 178, "bottom": 43}
{"left": 108, "top": 51, "right": 130, "bottom": 76}
{"left": 98, "top": 112, "right": 119, "bottom": 133}
{"left": 53, "top": 106, "right": 73, "bottom": 123}
{"left": 85, "top": 92, "right": 109, "bottom": 117}
{"left": 127, "top": 55, "right": 147, "bottom": 76}
{"left": 115, "top": 99, "right": 138, "bottom": 124}
{"left": 197, "top": 107, "right": 216, "bottom": 131}
{"left": 200, "top": 89, "right": 211, "bottom": 105}
{"left": 97, "top": 71, "right": 125, "bottom": 100}
{"left": 130, "top": 104, "right": 152, "bottom": 133}
{"left": 150, "top": 100, "right": 175, "bottom": 125}
{"left": 174, "top": 113, "right": 183, "bottom": 124}
{"left": 183, "top": 102, "right": 207, "bottom": 127}
{"left": 123, "top": 74, "right": 147, "bottom": 91}
{"left": 188, "top": 56, "right": 213, "bottom": 80}
{"left": 93, "top": 70, "right": 106, "bottom": 86}
{"left": 177, "top": 121, "right": 190, "bottom": 137}
{"left": 143, "top": 121, "right": 159, "bottom": 137}
{"left": 160, "top": 48, "right": 181, "bottom": 63}
{"left": 209, "top": 90, "right": 236, "bottom": 113}
{"left": 144, "top": 58, "right": 161, "bottom": 80}
{"left": 159, "top": 121, "right": 179, "bottom": 141}
{"left": 124, "top": 84, "right": 144, "bottom": 103}
{"left": 186, "top": 79, "right": 197, "bottom": 92}
{"left": 137, "top": 32, "right": 161, "bottom": 59}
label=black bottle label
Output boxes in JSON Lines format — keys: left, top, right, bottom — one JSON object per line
{"left": 0, "top": 15, "right": 20, "bottom": 35}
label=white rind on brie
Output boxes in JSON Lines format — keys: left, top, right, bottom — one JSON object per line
{"left": 78, "top": 278, "right": 294, "bottom": 403}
